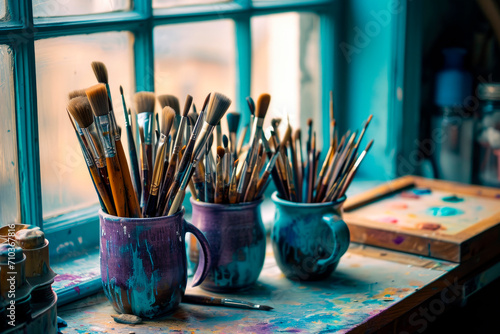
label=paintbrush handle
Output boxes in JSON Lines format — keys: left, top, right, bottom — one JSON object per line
{"left": 183, "top": 294, "right": 223, "bottom": 306}
{"left": 145, "top": 144, "right": 153, "bottom": 186}
{"left": 116, "top": 140, "right": 142, "bottom": 218}
{"left": 188, "top": 180, "right": 198, "bottom": 199}
{"left": 168, "top": 189, "right": 185, "bottom": 216}
{"left": 106, "top": 156, "right": 129, "bottom": 217}
{"left": 162, "top": 180, "right": 181, "bottom": 216}
{"left": 90, "top": 165, "right": 116, "bottom": 215}
{"left": 156, "top": 156, "right": 177, "bottom": 215}
{"left": 215, "top": 162, "right": 224, "bottom": 204}
{"left": 124, "top": 122, "right": 141, "bottom": 199}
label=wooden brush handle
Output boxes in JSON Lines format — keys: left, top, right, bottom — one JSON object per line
{"left": 125, "top": 123, "right": 141, "bottom": 199}
{"left": 116, "top": 140, "right": 142, "bottom": 218}
{"left": 106, "top": 156, "right": 129, "bottom": 217}
{"left": 168, "top": 189, "right": 185, "bottom": 216}
{"left": 141, "top": 167, "right": 150, "bottom": 212}
{"left": 89, "top": 165, "right": 116, "bottom": 215}
{"left": 156, "top": 157, "right": 177, "bottom": 216}
{"left": 215, "top": 167, "right": 224, "bottom": 204}
{"left": 145, "top": 144, "right": 153, "bottom": 186}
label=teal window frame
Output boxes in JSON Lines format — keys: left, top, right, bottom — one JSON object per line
{"left": 1, "top": 0, "right": 339, "bottom": 251}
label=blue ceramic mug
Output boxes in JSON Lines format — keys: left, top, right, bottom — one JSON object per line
{"left": 271, "top": 192, "right": 350, "bottom": 281}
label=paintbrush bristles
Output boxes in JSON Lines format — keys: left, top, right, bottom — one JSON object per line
{"left": 91, "top": 61, "right": 108, "bottom": 84}
{"left": 157, "top": 94, "right": 180, "bottom": 115}
{"left": 206, "top": 92, "right": 232, "bottom": 125}
{"left": 134, "top": 92, "right": 156, "bottom": 114}
{"left": 217, "top": 146, "right": 225, "bottom": 159}
{"left": 182, "top": 95, "right": 193, "bottom": 117}
{"left": 68, "top": 89, "right": 87, "bottom": 100}
{"left": 255, "top": 93, "right": 271, "bottom": 118}
{"left": 161, "top": 107, "right": 176, "bottom": 136}
{"left": 226, "top": 112, "right": 241, "bottom": 133}
{"left": 67, "top": 97, "right": 94, "bottom": 128}
{"left": 86, "top": 84, "right": 109, "bottom": 117}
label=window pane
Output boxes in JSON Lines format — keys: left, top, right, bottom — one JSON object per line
{"left": 35, "top": 32, "right": 135, "bottom": 218}
{"left": 32, "top": 0, "right": 129, "bottom": 17}
{"left": 0, "top": 45, "right": 20, "bottom": 225}
{"left": 251, "top": 12, "right": 321, "bottom": 138}
{"left": 154, "top": 20, "right": 235, "bottom": 109}
{"left": 0, "top": 0, "right": 5, "bottom": 20}
{"left": 153, "top": 0, "right": 229, "bottom": 9}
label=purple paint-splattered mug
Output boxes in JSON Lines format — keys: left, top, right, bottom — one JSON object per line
{"left": 189, "top": 197, "right": 266, "bottom": 292}
{"left": 99, "top": 208, "right": 212, "bottom": 318}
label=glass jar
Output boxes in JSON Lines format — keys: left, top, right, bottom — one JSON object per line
{"left": 476, "top": 83, "right": 500, "bottom": 187}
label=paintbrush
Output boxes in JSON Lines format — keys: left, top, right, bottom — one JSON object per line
{"left": 305, "top": 131, "right": 316, "bottom": 203}
{"left": 67, "top": 98, "right": 116, "bottom": 216}
{"left": 119, "top": 86, "right": 141, "bottom": 198}
{"left": 222, "top": 135, "right": 230, "bottom": 191}
{"left": 256, "top": 150, "right": 280, "bottom": 199}
{"left": 314, "top": 121, "right": 336, "bottom": 202}
{"left": 182, "top": 294, "right": 273, "bottom": 311}
{"left": 246, "top": 96, "right": 256, "bottom": 132}
{"left": 162, "top": 92, "right": 228, "bottom": 214}
{"left": 158, "top": 94, "right": 181, "bottom": 146}
{"left": 91, "top": 62, "right": 118, "bottom": 136}
{"left": 156, "top": 97, "right": 193, "bottom": 213}
{"left": 235, "top": 160, "right": 248, "bottom": 202}
{"left": 236, "top": 124, "right": 248, "bottom": 158}
{"left": 336, "top": 139, "right": 374, "bottom": 200}
{"left": 204, "top": 139, "right": 214, "bottom": 203}
{"left": 244, "top": 146, "right": 266, "bottom": 202}
{"left": 215, "top": 146, "right": 225, "bottom": 204}
{"left": 292, "top": 130, "right": 303, "bottom": 202}
{"left": 228, "top": 159, "right": 239, "bottom": 204}
{"left": 86, "top": 84, "right": 129, "bottom": 217}
{"left": 168, "top": 161, "right": 195, "bottom": 216}
{"left": 226, "top": 112, "right": 240, "bottom": 159}
{"left": 240, "top": 94, "right": 271, "bottom": 199}
{"left": 135, "top": 92, "right": 156, "bottom": 198}
{"left": 144, "top": 107, "right": 175, "bottom": 217}
{"left": 261, "top": 133, "right": 287, "bottom": 198}
{"left": 68, "top": 89, "right": 87, "bottom": 99}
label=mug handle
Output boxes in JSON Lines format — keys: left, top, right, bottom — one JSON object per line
{"left": 316, "top": 214, "right": 350, "bottom": 267}
{"left": 184, "top": 219, "right": 212, "bottom": 287}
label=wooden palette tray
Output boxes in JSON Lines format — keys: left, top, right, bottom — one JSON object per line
{"left": 343, "top": 176, "right": 500, "bottom": 262}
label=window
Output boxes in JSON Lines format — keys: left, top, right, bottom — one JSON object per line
{"left": 2, "top": 0, "right": 407, "bottom": 259}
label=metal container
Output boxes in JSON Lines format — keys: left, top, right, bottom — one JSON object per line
{"left": 99, "top": 209, "right": 212, "bottom": 318}
{"left": 189, "top": 197, "right": 266, "bottom": 292}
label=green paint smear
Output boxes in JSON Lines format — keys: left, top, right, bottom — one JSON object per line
{"left": 442, "top": 195, "right": 464, "bottom": 203}
{"left": 427, "top": 206, "right": 464, "bottom": 217}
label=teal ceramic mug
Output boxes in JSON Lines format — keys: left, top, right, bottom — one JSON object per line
{"left": 271, "top": 192, "right": 350, "bottom": 281}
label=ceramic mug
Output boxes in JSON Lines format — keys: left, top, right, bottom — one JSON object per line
{"left": 271, "top": 192, "right": 350, "bottom": 281}
{"left": 189, "top": 197, "right": 266, "bottom": 292}
{"left": 99, "top": 208, "right": 212, "bottom": 318}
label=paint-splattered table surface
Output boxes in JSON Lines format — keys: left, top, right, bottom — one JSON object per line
{"left": 58, "top": 243, "right": 457, "bottom": 334}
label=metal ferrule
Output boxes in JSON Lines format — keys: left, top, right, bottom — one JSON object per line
{"left": 236, "top": 160, "right": 247, "bottom": 194}
{"left": 180, "top": 163, "right": 193, "bottom": 190}
{"left": 95, "top": 114, "right": 116, "bottom": 157}
{"left": 172, "top": 117, "right": 187, "bottom": 156}
{"left": 150, "top": 134, "right": 167, "bottom": 195}
{"left": 265, "top": 151, "right": 280, "bottom": 173}
{"left": 82, "top": 125, "right": 106, "bottom": 168}
{"left": 76, "top": 130, "right": 94, "bottom": 167}
{"left": 192, "top": 122, "right": 214, "bottom": 164}
{"left": 137, "top": 112, "right": 153, "bottom": 145}
{"left": 223, "top": 298, "right": 256, "bottom": 309}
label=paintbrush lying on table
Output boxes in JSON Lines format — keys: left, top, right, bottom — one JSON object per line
{"left": 182, "top": 294, "right": 274, "bottom": 311}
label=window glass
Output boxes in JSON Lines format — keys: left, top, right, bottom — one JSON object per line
{"left": 154, "top": 20, "right": 236, "bottom": 111}
{"left": 35, "top": 32, "right": 135, "bottom": 218}
{"left": 0, "top": 0, "right": 5, "bottom": 20}
{"left": 0, "top": 45, "right": 20, "bottom": 226}
{"left": 251, "top": 12, "right": 321, "bottom": 140}
{"left": 32, "top": 0, "right": 130, "bottom": 17}
{"left": 153, "top": 0, "right": 230, "bottom": 9}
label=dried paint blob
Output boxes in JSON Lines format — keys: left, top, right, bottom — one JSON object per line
{"left": 442, "top": 195, "right": 464, "bottom": 203}
{"left": 400, "top": 191, "right": 420, "bottom": 199}
{"left": 377, "top": 217, "right": 398, "bottom": 224}
{"left": 388, "top": 202, "right": 408, "bottom": 210}
{"left": 412, "top": 188, "right": 432, "bottom": 195}
{"left": 426, "top": 206, "right": 464, "bottom": 217}
{"left": 416, "top": 222, "right": 442, "bottom": 231}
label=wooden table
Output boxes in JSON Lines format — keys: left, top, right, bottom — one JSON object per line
{"left": 57, "top": 241, "right": 500, "bottom": 334}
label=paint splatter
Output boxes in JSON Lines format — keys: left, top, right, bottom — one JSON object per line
{"left": 392, "top": 236, "right": 405, "bottom": 245}
{"left": 388, "top": 202, "right": 408, "bottom": 210}
{"left": 413, "top": 188, "right": 432, "bottom": 195}
{"left": 400, "top": 191, "right": 420, "bottom": 199}
{"left": 416, "top": 222, "right": 442, "bottom": 231}
{"left": 377, "top": 217, "right": 398, "bottom": 224}
{"left": 426, "top": 206, "right": 464, "bottom": 217}
{"left": 442, "top": 195, "right": 464, "bottom": 203}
